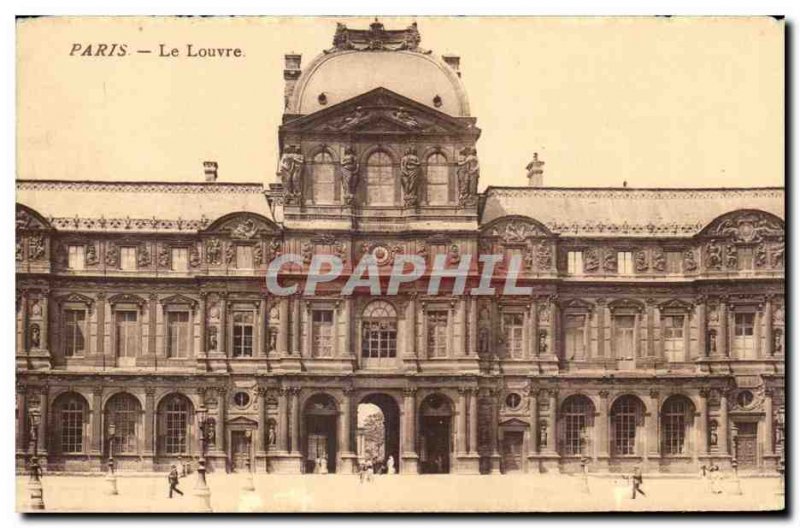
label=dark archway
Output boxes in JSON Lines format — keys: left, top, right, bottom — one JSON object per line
{"left": 357, "top": 393, "right": 401, "bottom": 474}
{"left": 419, "top": 393, "right": 454, "bottom": 474}
{"left": 304, "top": 393, "right": 338, "bottom": 474}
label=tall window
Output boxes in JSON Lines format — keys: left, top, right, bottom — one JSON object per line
{"left": 64, "top": 309, "right": 86, "bottom": 357}
{"left": 115, "top": 310, "right": 139, "bottom": 358}
{"left": 617, "top": 251, "right": 634, "bottom": 275}
{"left": 733, "top": 312, "right": 755, "bottom": 359}
{"left": 311, "top": 309, "right": 334, "bottom": 358}
{"left": 614, "top": 315, "right": 636, "bottom": 361}
{"left": 564, "top": 314, "right": 587, "bottom": 360}
{"left": 166, "top": 311, "right": 190, "bottom": 358}
{"left": 427, "top": 310, "right": 449, "bottom": 358}
{"left": 106, "top": 393, "right": 141, "bottom": 454}
{"left": 120, "top": 247, "right": 137, "bottom": 271}
{"left": 562, "top": 396, "right": 593, "bottom": 456}
{"left": 426, "top": 153, "right": 449, "bottom": 204}
{"left": 663, "top": 315, "right": 685, "bottom": 362}
{"left": 236, "top": 245, "right": 253, "bottom": 269}
{"left": 567, "top": 251, "right": 583, "bottom": 275}
{"left": 311, "top": 151, "right": 336, "bottom": 204}
{"left": 162, "top": 395, "right": 190, "bottom": 455}
{"left": 666, "top": 251, "right": 682, "bottom": 274}
{"left": 361, "top": 301, "right": 397, "bottom": 360}
{"left": 503, "top": 313, "right": 524, "bottom": 359}
{"left": 232, "top": 311, "right": 254, "bottom": 357}
{"left": 58, "top": 394, "right": 86, "bottom": 454}
{"left": 611, "top": 395, "right": 643, "bottom": 456}
{"left": 67, "top": 245, "right": 85, "bottom": 270}
{"left": 662, "top": 396, "right": 693, "bottom": 455}
{"left": 171, "top": 247, "right": 188, "bottom": 271}
{"left": 365, "top": 151, "right": 395, "bottom": 205}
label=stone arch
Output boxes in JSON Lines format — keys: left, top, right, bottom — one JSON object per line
{"left": 104, "top": 392, "right": 143, "bottom": 456}
{"left": 418, "top": 392, "right": 455, "bottom": 474}
{"left": 155, "top": 392, "right": 195, "bottom": 457}
{"left": 50, "top": 391, "right": 90, "bottom": 455}
{"left": 357, "top": 392, "right": 402, "bottom": 473}
{"left": 302, "top": 392, "right": 340, "bottom": 474}
{"left": 660, "top": 394, "right": 696, "bottom": 456}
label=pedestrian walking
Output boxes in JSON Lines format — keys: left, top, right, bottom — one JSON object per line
{"left": 366, "top": 458, "right": 374, "bottom": 483}
{"left": 168, "top": 464, "right": 184, "bottom": 498}
{"left": 631, "top": 466, "right": 646, "bottom": 499}
{"left": 709, "top": 463, "right": 722, "bottom": 494}
{"left": 358, "top": 460, "right": 367, "bottom": 484}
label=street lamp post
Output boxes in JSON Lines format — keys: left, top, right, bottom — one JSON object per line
{"left": 105, "top": 422, "right": 118, "bottom": 495}
{"left": 579, "top": 456, "right": 591, "bottom": 494}
{"left": 194, "top": 406, "right": 212, "bottom": 512}
{"left": 26, "top": 409, "right": 45, "bottom": 511}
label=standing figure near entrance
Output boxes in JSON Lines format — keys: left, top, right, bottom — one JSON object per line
{"left": 386, "top": 455, "right": 395, "bottom": 474}
{"left": 167, "top": 465, "right": 183, "bottom": 499}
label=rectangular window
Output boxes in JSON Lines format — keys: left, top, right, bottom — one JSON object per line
{"left": 311, "top": 309, "right": 334, "bottom": 358}
{"left": 115, "top": 310, "right": 139, "bottom": 358}
{"left": 663, "top": 315, "right": 685, "bottom": 362}
{"left": 565, "top": 314, "right": 587, "bottom": 359}
{"left": 232, "top": 311, "right": 254, "bottom": 357}
{"left": 67, "top": 245, "right": 85, "bottom": 270}
{"left": 166, "top": 311, "right": 190, "bottom": 358}
{"left": 61, "top": 406, "right": 84, "bottom": 453}
{"left": 165, "top": 408, "right": 187, "bottom": 454}
{"left": 427, "top": 310, "right": 449, "bottom": 358}
{"left": 361, "top": 322, "right": 398, "bottom": 359}
{"left": 617, "top": 252, "right": 634, "bottom": 275}
{"left": 64, "top": 309, "right": 86, "bottom": 357}
{"left": 503, "top": 312, "right": 524, "bottom": 359}
{"left": 236, "top": 245, "right": 253, "bottom": 269}
{"left": 171, "top": 247, "right": 188, "bottom": 271}
{"left": 567, "top": 251, "right": 584, "bottom": 275}
{"left": 614, "top": 315, "right": 636, "bottom": 360}
{"left": 666, "top": 251, "right": 682, "bottom": 274}
{"left": 120, "top": 247, "right": 137, "bottom": 271}
{"left": 733, "top": 312, "right": 756, "bottom": 359}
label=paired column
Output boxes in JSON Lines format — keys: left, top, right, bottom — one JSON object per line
{"left": 402, "top": 388, "right": 417, "bottom": 459}
{"left": 718, "top": 301, "right": 729, "bottom": 357}
{"left": 544, "top": 389, "right": 557, "bottom": 453}
{"left": 718, "top": 390, "right": 729, "bottom": 455}
{"left": 468, "top": 388, "right": 478, "bottom": 454}
{"left": 277, "top": 388, "right": 289, "bottom": 452}
{"left": 696, "top": 390, "right": 709, "bottom": 459}
{"left": 696, "top": 296, "right": 707, "bottom": 358}
{"left": 457, "top": 388, "right": 468, "bottom": 454}
{"left": 764, "top": 389, "right": 774, "bottom": 455}
{"left": 645, "top": 390, "right": 660, "bottom": 459}
{"left": 596, "top": 391, "right": 610, "bottom": 460}
{"left": 257, "top": 387, "right": 267, "bottom": 456}
{"left": 91, "top": 387, "right": 103, "bottom": 455}
{"left": 528, "top": 388, "right": 539, "bottom": 456}
{"left": 290, "top": 387, "right": 300, "bottom": 453}
{"left": 144, "top": 388, "right": 155, "bottom": 456}
{"left": 278, "top": 299, "right": 289, "bottom": 356}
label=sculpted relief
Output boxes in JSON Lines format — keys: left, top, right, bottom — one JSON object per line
{"left": 278, "top": 145, "right": 305, "bottom": 204}
{"left": 456, "top": 146, "right": 479, "bottom": 206}
{"left": 400, "top": 147, "right": 421, "bottom": 207}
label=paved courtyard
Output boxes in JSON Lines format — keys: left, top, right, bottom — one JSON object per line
{"left": 17, "top": 472, "right": 784, "bottom": 513}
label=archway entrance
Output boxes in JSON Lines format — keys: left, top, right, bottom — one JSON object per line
{"left": 357, "top": 393, "right": 401, "bottom": 474}
{"left": 419, "top": 393, "right": 454, "bottom": 474}
{"left": 304, "top": 393, "right": 338, "bottom": 474}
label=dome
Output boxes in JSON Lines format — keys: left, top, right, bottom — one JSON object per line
{"left": 289, "top": 50, "right": 471, "bottom": 117}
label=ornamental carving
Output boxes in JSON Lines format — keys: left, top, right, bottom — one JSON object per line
{"left": 602, "top": 251, "right": 617, "bottom": 272}
{"left": 105, "top": 243, "right": 119, "bottom": 267}
{"left": 448, "top": 244, "right": 460, "bottom": 265}
{"left": 189, "top": 244, "right": 201, "bottom": 267}
{"left": 136, "top": 244, "right": 151, "bottom": 267}
{"left": 706, "top": 242, "right": 722, "bottom": 270}
{"left": 28, "top": 235, "right": 46, "bottom": 261}
{"left": 400, "top": 147, "right": 421, "bottom": 207}
{"left": 269, "top": 239, "right": 283, "bottom": 261}
{"left": 583, "top": 248, "right": 599, "bottom": 272}
{"left": 771, "top": 239, "right": 784, "bottom": 268}
{"left": 16, "top": 239, "right": 22, "bottom": 261}
{"left": 634, "top": 249, "right": 648, "bottom": 272}
{"left": 231, "top": 219, "right": 258, "bottom": 240}
{"left": 337, "top": 106, "right": 370, "bottom": 130}
{"left": 278, "top": 145, "right": 304, "bottom": 204}
{"left": 536, "top": 242, "right": 553, "bottom": 269}
{"left": 755, "top": 242, "right": 767, "bottom": 268}
{"left": 456, "top": 146, "right": 479, "bottom": 206}
{"left": 772, "top": 305, "right": 784, "bottom": 325}
{"left": 714, "top": 211, "right": 783, "bottom": 243}
{"left": 340, "top": 146, "right": 359, "bottom": 205}
{"left": 225, "top": 244, "right": 235, "bottom": 265}
{"left": 652, "top": 249, "right": 665, "bottom": 272}
{"left": 683, "top": 248, "right": 697, "bottom": 271}
{"left": 488, "top": 219, "right": 544, "bottom": 243}
{"left": 327, "top": 20, "right": 425, "bottom": 53}
{"left": 158, "top": 245, "right": 170, "bottom": 268}
{"left": 206, "top": 238, "right": 222, "bottom": 265}
{"left": 725, "top": 243, "right": 738, "bottom": 269}
{"left": 253, "top": 244, "right": 264, "bottom": 266}
{"left": 301, "top": 241, "right": 313, "bottom": 265}
{"left": 393, "top": 107, "right": 420, "bottom": 129}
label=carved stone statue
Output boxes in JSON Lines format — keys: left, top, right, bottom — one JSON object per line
{"left": 28, "top": 235, "right": 45, "bottom": 261}
{"left": 652, "top": 250, "right": 666, "bottom": 272}
{"left": 707, "top": 329, "right": 717, "bottom": 355}
{"left": 400, "top": 147, "right": 421, "bottom": 207}
{"left": 86, "top": 244, "right": 99, "bottom": 266}
{"left": 158, "top": 245, "right": 170, "bottom": 268}
{"left": 538, "top": 330, "right": 548, "bottom": 355}
{"left": 278, "top": 145, "right": 305, "bottom": 201}
{"left": 340, "top": 146, "right": 359, "bottom": 204}
{"left": 584, "top": 248, "right": 599, "bottom": 272}
{"left": 392, "top": 107, "right": 419, "bottom": 128}
{"left": 30, "top": 324, "right": 41, "bottom": 348}
{"left": 207, "top": 327, "right": 218, "bottom": 351}
{"left": 725, "top": 243, "right": 738, "bottom": 269}
{"left": 206, "top": 239, "right": 222, "bottom": 265}
{"left": 339, "top": 106, "right": 369, "bottom": 130}
{"left": 634, "top": 250, "right": 648, "bottom": 272}
{"left": 268, "top": 422, "right": 277, "bottom": 446}
{"left": 706, "top": 242, "right": 722, "bottom": 269}
{"left": 683, "top": 248, "right": 697, "bottom": 271}
{"left": 189, "top": 245, "right": 201, "bottom": 267}
{"left": 456, "top": 146, "right": 479, "bottom": 206}
{"left": 16, "top": 239, "right": 22, "bottom": 261}
{"left": 771, "top": 239, "right": 785, "bottom": 268}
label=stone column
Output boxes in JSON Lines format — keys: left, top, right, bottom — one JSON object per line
{"left": 290, "top": 388, "right": 300, "bottom": 454}
{"left": 545, "top": 389, "right": 557, "bottom": 453}
{"left": 718, "top": 301, "right": 728, "bottom": 357}
{"left": 401, "top": 388, "right": 418, "bottom": 473}
{"left": 646, "top": 300, "right": 655, "bottom": 357}
{"left": 718, "top": 390, "right": 729, "bottom": 456}
{"left": 148, "top": 294, "right": 158, "bottom": 362}
{"left": 596, "top": 299, "right": 606, "bottom": 359}
{"left": 199, "top": 293, "right": 207, "bottom": 358}
{"left": 215, "top": 388, "right": 226, "bottom": 455}
{"left": 696, "top": 390, "right": 709, "bottom": 460}
{"left": 764, "top": 389, "right": 774, "bottom": 455}
{"left": 489, "top": 388, "right": 501, "bottom": 473}
{"left": 279, "top": 299, "right": 289, "bottom": 356}
{"left": 277, "top": 388, "right": 289, "bottom": 452}
{"left": 457, "top": 387, "right": 468, "bottom": 455}
{"left": 764, "top": 296, "right": 774, "bottom": 357}
{"left": 37, "top": 386, "right": 49, "bottom": 455}
{"left": 220, "top": 294, "right": 228, "bottom": 357}
{"left": 96, "top": 293, "right": 106, "bottom": 366}
{"left": 258, "top": 299, "right": 267, "bottom": 358}
{"left": 528, "top": 388, "right": 539, "bottom": 456}
{"left": 144, "top": 388, "right": 155, "bottom": 457}
{"left": 596, "top": 391, "right": 610, "bottom": 461}
{"left": 91, "top": 386, "right": 103, "bottom": 456}
{"left": 531, "top": 299, "right": 540, "bottom": 357}
{"left": 338, "top": 388, "right": 354, "bottom": 473}
{"left": 696, "top": 296, "right": 707, "bottom": 358}
{"left": 468, "top": 296, "right": 478, "bottom": 356}
{"left": 292, "top": 297, "right": 301, "bottom": 357}
{"left": 257, "top": 387, "right": 267, "bottom": 457}
{"left": 469, "top": 388, "right": 478, "bottom": 454}
{"left": 646, "top": 390, "right": 660, "bottom": 461}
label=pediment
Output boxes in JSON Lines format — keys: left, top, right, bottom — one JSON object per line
{"left": 107, "top": 293, "right": 146, "bottom": 307}
{"left": 57, "top": 293, "right": 95, "bottom": 308}
{"left": 160, "top": 294, "right": 198, "bottom": 308}
{"left": 227, "top": 416, "right": 258, "bottom": 426}
{"left": 281, "top": 87, "right": 478, "bottom": 137}
{"left": 205, "top": 213, "right": 278, "bottom": 237}
{"left": 499, "top": 418, "right": 529, "bottom": 428}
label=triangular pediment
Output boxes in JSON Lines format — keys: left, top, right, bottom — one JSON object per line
{"left": 280, "top": 87, "right": 479, "bottom": 137}
{"left": 227, "top": 416, "right": 258, "bottom": 426}
{"left": 499, "top": 418, "right": 529, "bottom": 428}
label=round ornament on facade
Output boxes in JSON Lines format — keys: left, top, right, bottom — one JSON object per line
{"left": 433, "top": 94, "right": 443, "bottom": 108}
{"left": 736, "top": 390, "right": 754, "bottom": 409}
{"left": 233, "top": 391, "right": 251, "bottom": 409}
{"left": 505, "top": 393, "right": 522, "bottom": 409}
{"left": 371, "top": 245, "right": 392, "bottom": 266}
{"left": 318, "top": 92, "right": 328, "bottom": 105}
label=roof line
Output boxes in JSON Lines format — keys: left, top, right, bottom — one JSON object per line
{"left": 484, "top": 185, "right": 784, "bottom": 192}
{"left": 16, "top": 179, "right": 265, "bottom": 187}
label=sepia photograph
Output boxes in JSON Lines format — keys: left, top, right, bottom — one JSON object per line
{"left": 13, "top": 14, "right": 786, "bottom": 514}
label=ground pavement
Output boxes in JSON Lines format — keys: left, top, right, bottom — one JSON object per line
{"left": 17, "top": 472, "right": 785, "bottom": 513}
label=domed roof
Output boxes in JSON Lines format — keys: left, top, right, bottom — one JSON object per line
{"left": 287, "top": 23, "right": 470, "bottom": 117}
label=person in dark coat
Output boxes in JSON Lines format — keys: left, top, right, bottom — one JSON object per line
{"left": 631, "top": 466, "right": 645, "bottom": 499}
{"left": 168, "top": 464, "right": 184, "bottom": 498}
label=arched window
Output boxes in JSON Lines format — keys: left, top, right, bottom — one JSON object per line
{"left": 426, "top": 153, "right": 450, "bottom": 204}
{"left": 54, "top": 393, "right": 88, "bottom": 454}
{"left": 106, "top": 393, "right": 141, "bottom": 454}
{"left": 661, "top": 395, "right": 695, "bottom": 455}
{"left": 610, "top": 395, "right": 644, "bottom": 456}
{"left": 158, "top": 394, "right": 193, "bottom": 456}
{"left": 361, "top": 301, "right": 398, "bottom": 360}
{"left": 310, "top": 150, "right": 337, "bottom": 204}
{"left": 560, "top": 395, "right": 594, "bottom": 456}
{"left": 365, "top": 151, "right": 395, "bottom": 205}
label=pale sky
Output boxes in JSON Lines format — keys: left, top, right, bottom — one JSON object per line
{"left": 17, "top": 16, "right": 784, "bottom": 189}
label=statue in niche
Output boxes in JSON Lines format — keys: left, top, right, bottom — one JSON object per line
{"left": 86, "top": 244, "right": 99, "bottom": 266}
{"left": 538, "top": 420, "right": 548, "bottom": 448}
{"left": 583, "top": 248, "right": 599, "bottom": 272}
{"left": 773, "top": 330, "right": 783, "bottom": 355}
{"left": 224, "top": 244, "right": 235, "bottom": 265}
{"left": 268, "top": 422, "right": 277, "bottom": 446}
{"left": 771, "top": 239, "right": 785, "bottom": 268}
{"left": 268, "top": 328, "right": 278, "bottom": 352}
{"left": 278, "top": 145, "right": 304, "bottom": 200}
{"left": 634, "top": 250, "right": 648, "bottom": 272}
{"left": 707, "top": 329, "right": 717, "bottom": 355}
{"left": 207, "top": 327, "right": 218, "bottom": 351}
{"left": 340, "top": 146, "right": 359, "bottom": 204}
{"left": 400, "top": 147, "right": 421, "bottom": 207}
{"left": 30, "top": 324, "right": 41, "bottom": 348}
{"left": 30, "top": 300, "right": 42, "bottom": 318}
{"left": 456, "top": 146, "right": 479, "bottom": 206}
{"left": 206, "top": 239, "right": 222, "bottom": 265}
{"left": 538, "top": 330, "right": 549, "bottom": 355}
{"left": 602, "top": 252, "right": 617, "bottom": 272}
{"left": 158, "top": 245, "right": 170, "bottom": 268}
{"left": 706, "top": 242, "right": 722, "bottom": 269}
{"left": 709, "top": 420, "right": 718, "bottom": 447}
{"left": 28, "top": 235, "right": 45, "bottom": 261}
{"left": 478, "top": 327, "right": 490, "bottom": 357}
{"left": 683, "top": 248, "right": 697, "bottom": 271}
{"left": 652, "top": 250, "right": 666, "bottom": 272}
{"left": 725, "top": 243, "right": 738, "bottom": 269}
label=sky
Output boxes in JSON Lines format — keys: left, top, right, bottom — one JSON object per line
{"left": 16, "top": 16, "right": 784, "bottom": 189}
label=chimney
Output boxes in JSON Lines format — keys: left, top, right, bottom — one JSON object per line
{"left": 526, "top": 152, "right": 545, "bottom": 187}
{"left": 283, "top": 53, "right": 302, "bottom": 110}
{"left": 442, "top": 55, "right": 461, "bottom": 77}
{"left": 203, "top": 161, "right": 218, "bottom": 182}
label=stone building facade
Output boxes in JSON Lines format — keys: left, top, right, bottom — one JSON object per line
{"left": 16, "top": 21, "right": 784, "bottom": 475}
